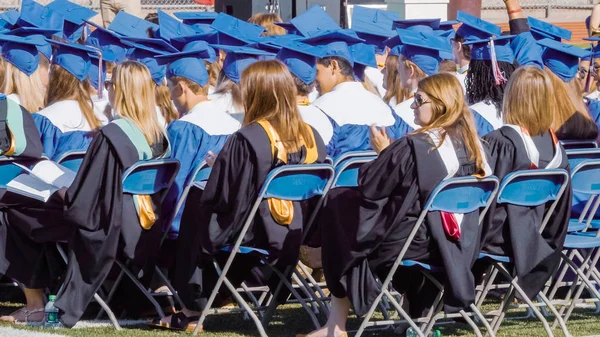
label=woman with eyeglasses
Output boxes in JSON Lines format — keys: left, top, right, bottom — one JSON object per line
{"left": 300, "top": 73, "right": 492, "bottom": 337}
{"left": 478, "top": 66, "right": 571, "bottom": 308}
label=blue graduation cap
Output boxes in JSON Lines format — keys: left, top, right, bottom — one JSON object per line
{"left": 210, "top": 44, "right": 275, "bottom": 83}
{"left": 275, "top": 39, "right": 324, "bottom": 84}
{"left": 155, "top": 42, "right": 216, "bottom": 87}
{"left": 48, "top": 39, "right": 97, "bottom": 81}
{"left": 156, "top": 9, "right": 198, "bottom": 43}
{"left": 389, "top": 45, "right": 403, "bottom": 56}
{"left": 351, "top": 6, "right": 397, "bottom": 54}
{"left": 173, "top": 11, "right": 218, "bottom": 25}
{"left": 108, "top": 10, "right": 158, "bottom": 39}
{"left": 290, "top": 5, "right": 341, "bottom": 37}
{"left": 169, "top": 30, "right": 219, "bottom": 51}
{"left": 455, "top": 10, "right": 501, "bottom": 41}
{"left": 46, "top": 0, "right": 98, "bottom": 43}
{"left": 210, "top": 13, "right": 264, "bottom": 46}
{"left": 5, "top": 28, "right": 55, "bottom": 60}
{"left": 301, "top": 29, "right": 364, "bottom": 66}
{"left": 0, "top": 34, "right": 46, "bottom": 75}
{"left": 463, "top": 35, "right": 516, "bottom": 63}
{"left": 392, "top": 18, "right": 440, "bottom": 33}
{"left": 538, "top": 38, "right": 591, "bottom": 82}
{"left": 121, "top": 36, "right": 179, "bottom": 53}
{"left": 438, "top": 20, "right": 458, "bottom": 39}
{"left": 350, "top": 43, "right": 377, "bottom": 81}
{"left": 527, "top": 17, "right": 571, "bottom": 42}
{"left": 123, "top": 39, "right": 171, "bottom": 85}
{"left": 274, "top": 22, "right": 301, "bottom": 35}
{"left": 84, "top": 20, "right": 129, "bottom": 63}
{"left": 397, "top": 29, "right": 451, "bottom": 75}
{"left": 0, "top": 9, "right": 19, "bottom": 32}
{"left": 17, "top": 0, "right": 65, "bottom": 35}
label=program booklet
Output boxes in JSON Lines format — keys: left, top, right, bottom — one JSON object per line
{"left": 6, "top": 160, "right": 77, "bottom": 202}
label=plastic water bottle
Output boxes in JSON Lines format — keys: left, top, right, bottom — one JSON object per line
{"left": 405, "top": 327, "right": 442, "bottom": 337}
{"left": 43, "top": 295, "right": 59, "bottom": 328}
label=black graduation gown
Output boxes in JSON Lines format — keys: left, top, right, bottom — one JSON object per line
{"left": 555, "top": 112, "right": 598, "bottom": 141}
{"left": 173, "top": 123, "right": 326, "bottom": 311}
{"left": 320, "top": 133, "right": 485, "bottom": 318}
{"left": 481, "top": 126, "right": 571, "bottom": 298}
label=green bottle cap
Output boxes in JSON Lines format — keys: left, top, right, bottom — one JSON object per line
{"left": 49, "top": 295, "right": 57, "bottom": 301}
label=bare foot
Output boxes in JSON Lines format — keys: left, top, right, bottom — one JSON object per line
{"left": 299, "top": 326, "right": 347, "bottom": 337}
{"left": 0, "top": 307, "right": 44, "bottom": 325}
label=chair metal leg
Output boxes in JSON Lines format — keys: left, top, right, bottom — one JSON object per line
{"left": 476, "top": 265, "right": 497, "bottom": 308}
{"left": 221, "top": 275, "right": 268, "bottom": 337}
{"left": 96, "top": 270, "right": 124, "bottom": 320}
{"left": 271, "top": 266, "right": 322, "bottom": 329}
{"left": 93, "top": 293, "right": 122, "bottom": 330}
{"left": 114, "top": 260, "right": 165, "bottom": 318}
{"left": 470, "top": 303, "right": 495, "bottom": 337}
{"left": 459, "top": 309, "right": 483, "bottom": 337}
{"left": 153, "top": 265, "right": 185, "bottom": 309}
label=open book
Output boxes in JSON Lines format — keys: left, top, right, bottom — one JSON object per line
{"left": 6, "top": 160, "right": 77, "bottom": 202}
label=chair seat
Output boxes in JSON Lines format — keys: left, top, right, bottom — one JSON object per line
{"left": 568, "top": 219, "right": 588, "bottom": 232}
{"left": 564, "top": 234, "right": 600, "bottom": 249}
{"left": 478, "top": 253, "right": 512, "bottom": 263}
{"left": 221, "top": 245, "right": 269, "bottom": 256}
{"left": 401, "top": 260, "right": 443, "bottom": 272}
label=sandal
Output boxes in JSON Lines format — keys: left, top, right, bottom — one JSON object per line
{"left": 148, "top": 312, "right": 202, "bottom": 332}
{"left": 0, "top": 307, "right": 45, "bottom": 326}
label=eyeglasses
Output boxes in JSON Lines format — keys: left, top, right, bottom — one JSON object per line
{"left": 104, "top": 80, "right": 114, "bottom": 91}
{"left": 414, "top": 93, "right": 431, "bottom": 107}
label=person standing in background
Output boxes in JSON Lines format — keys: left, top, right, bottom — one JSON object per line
{"left": 101, "top": 0, "right": 142, "bottom": 27}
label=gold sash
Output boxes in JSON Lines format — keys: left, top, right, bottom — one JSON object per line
{"left": 135, "top": 194, "right": 156, "bottom": 230}
{"left": 4, "top": 131, "right": 15, "bottom": 156}
{"left": 257, "top": 120, "right": 318, "bottom": 225}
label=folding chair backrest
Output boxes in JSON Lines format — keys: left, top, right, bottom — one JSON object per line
{"left": 332, "top": 157, "right": 375, "bottom": 188}
{"left": 332, "top": 150, "right": 377, "bottom": 168}
{"left": 56, "top": 150, "right": 87, "bottom": 172}
{"left": 261, "top": 164, "right": 335, "bottom": 201}
{"left": 192, "top": 161, "right": 212, "bottom": 183}
{"left": 497, "top": 169, "right": 569, "bottom": 207}
{"left": 566, "top": 148, "right": 600, "bottom": 171}
{"left": 570, "top": 160, "right": 600, "bottom": 195}
{"left": 0, "top": 156, "right": 34, "bottom": 189}
{"left": 560, "top": 140, "right": 598, "bottom": 150}
{"left": 496, "top": 169, "right": 569, "bottom": 233}
{"left": 122, "top": 159, "right": 180, "bottom": 203}
{"left": 425, "top": 176, "right": 500, "bottom": 223}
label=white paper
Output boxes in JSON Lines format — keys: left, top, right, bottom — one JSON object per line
{"left": 6, "top": 174, "right": 57, "bottom": 202}
{"left": 7, "top": 160, "right": 76, "bottom": 202}
{"left": 29, "top": 160, "right": 76, "bottom": 188}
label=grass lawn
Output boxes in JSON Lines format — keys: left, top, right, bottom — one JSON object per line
{"left": 2, "top": 287, "right": 600, "bottom": 337}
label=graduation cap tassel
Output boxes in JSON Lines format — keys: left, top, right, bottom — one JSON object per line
{"left": 489, "top": 38, "right": 507, "bottom": 86}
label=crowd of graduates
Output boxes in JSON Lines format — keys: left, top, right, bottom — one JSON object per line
{"left": 0, "top": 0, "right": 597, "bottom": 335}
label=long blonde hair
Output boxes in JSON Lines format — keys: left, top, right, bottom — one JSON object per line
{"left": 155, "top": 81, "right": 178, "bottom": 123}
{"left": 503, "top": 66, "right": 555, "bottom": 136}
{"left": 112, "top": 61, "right": 163, "bottom": 145}
{"left": 414, "top": 73, "right": 487, "bottom": 176}
{"left": 3, "top": 55, "right": 49, "bottom": 112}
{"left": 241, "top": 60, "right": 314, "bottom": 151}
{"left": 544, "top": 68, "right": 592, "bottom": 130}
{"left": 383, "top": 54, "right": 407, "bottom": 104}
{"left": 46, "top": 64, "right": 101, "bottom": 130}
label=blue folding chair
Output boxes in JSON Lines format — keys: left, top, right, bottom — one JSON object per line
{"left": 192, "top": 164, "right": 334, "bottom": 337}
{"left": 60, "top": 159, "right": 181, "bottom": 325}
{"left": 559, "top": 140, "right": 598, "bottom": 150}
{"left": 547, "top": 160, "right": 600, "bottom": 327}
{"left": 332, "top": 150, "right": 377, "bottom": 168}
{"left": 55, "top": 150, "right": 87, "bottom": 172}
{"left": 0, "top": 156, "right": 37, "bottom": 189}
{"left": 354, "top": 176, "right": 500, "bottom": 337}
{"left": 565, "top": 149, "right": 600, "bottom": 232}
{"left": 475, "top": 169, "right": 571, "bottom": 337}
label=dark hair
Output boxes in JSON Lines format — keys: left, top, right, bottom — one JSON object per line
{"left": 465, "top": 59, "right": 516, "bottom": 110}
{"left": 317, "top": 56, "right": 354, "bottom": 79}
{"left": 145, "top": 12, "right": 159, "bottom": 25}
{"left": 293, "top": 75, "right": 315, "bottom": 96}
{"left": 453, "top": 34, "right": 472, "bottom": 61}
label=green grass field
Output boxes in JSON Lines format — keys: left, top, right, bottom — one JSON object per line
{"left": 2, "top": 288, "right": 600, "bottom": 336}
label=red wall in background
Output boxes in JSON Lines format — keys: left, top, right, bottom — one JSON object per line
{"left": 193, "top": 0, "right": 215, "bottom": 5}
{"left": 447, "top": 0, "right": 481, "bottom": 20}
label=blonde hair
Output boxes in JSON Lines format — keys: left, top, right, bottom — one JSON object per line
{"left": 248, "top": 13, "right": 286, "bottom": 36}
{"left": 3, "top": 55, "right": 49, "bottom": 112}
{"left": 361, "top": 76, "right": 380, "bottom": 96}
{"left": 241, "top": 60, "right": 314, "bottom": 151}
{"left": 503, "top": 66, "right": 555, "bottom": 137}
{"left": 155, "top": 81, "right": 179, "bottom": 123}
{"left": 206, "top": 60, "right": 221, "bottom": 89}
{"left": 112, "top": 61, "right": 163, "bottom": 145}
{"left": 215, "top": 70, "right": 244, "bottom": 111}
{"left": 400, "top": 57, "right": 428, "bottom": 82}
{"left": 46, "top": 64, "right": 101, "bottom": 130}
{"left": 414, "top": 73, "right": 487, "bottom": 176}
{"left": 544, "top": 68, "right": 591, "bottom": 130}
{"left": 383, "top": 54, "right": 407, "bottom": 105}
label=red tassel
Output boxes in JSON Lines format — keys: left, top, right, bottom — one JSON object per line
{"left": 441, "top": 211, "right": 461, "bottom": 241}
